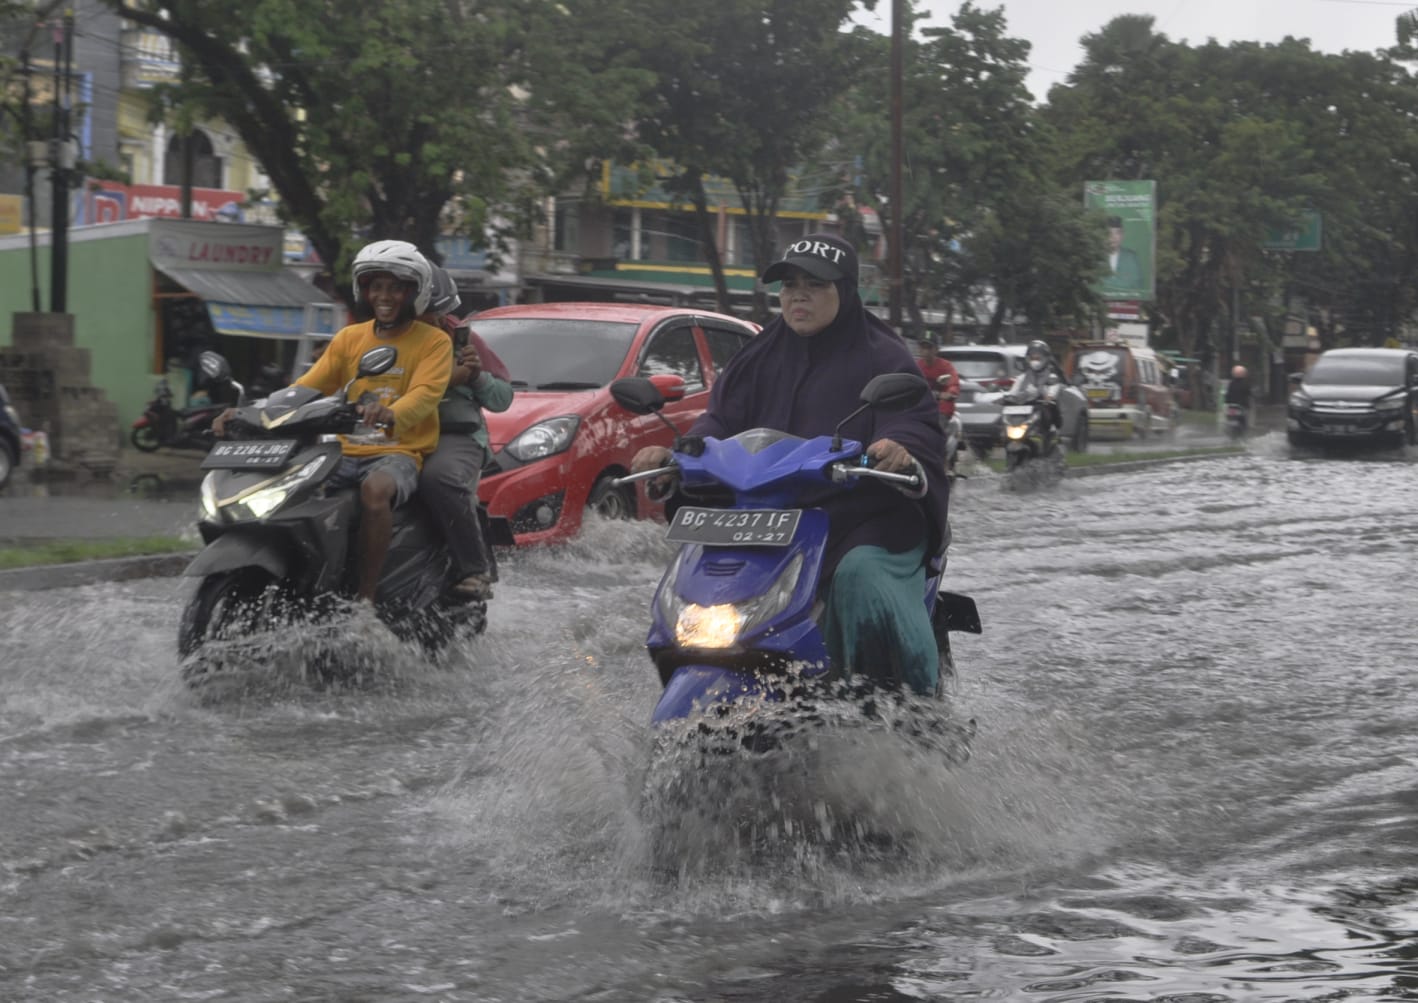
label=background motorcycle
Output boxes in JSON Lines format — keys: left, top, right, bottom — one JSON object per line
{"left": 1001, "top": 386, "right": 1065, "bottom": 489}
{"left": 1224, "top": 403, "right": 1248, "bottom": 440}
{"left": 131, "top": 351, "right": 245, "bottom": 453}
{"left": 610, "top": 372, "right": 981, "bottom": 742}
{"left": 178, "top": 347, "right": 485, "bottom": 683}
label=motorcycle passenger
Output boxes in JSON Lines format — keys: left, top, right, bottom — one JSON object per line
{"left": 417, "top": 265, "right": 514, "bottom": 600}
{"left": 218, "top": 240, "right": 452, "bottom": 606}
{"left": 1007, "top": 339, "right": 1064, "bottom": 454}
{"left": 630, "top": 233, "right": 949, "bottom": 697}
{"left": 1224, "top": 364, "right": 1252, "bottom": 435}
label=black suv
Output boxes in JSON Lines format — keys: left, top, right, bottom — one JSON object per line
{"left": 0, "top": 382, "right": 21, "bottom": 491}
{"left": 1287, "top": 347, "right": 1418, "bottom": 449}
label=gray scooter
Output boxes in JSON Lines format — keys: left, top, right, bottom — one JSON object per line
{"left": 177, "top": 347, "right": 485, "bottom": 682}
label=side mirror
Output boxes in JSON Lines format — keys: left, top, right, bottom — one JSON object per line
{"left": 859, "top": 372, "right": 931, "bottom": 412}
{"left": 649, "top": 373, "right": 687, "bottom": 404}
{"left": 358, "top": 345, "right": 398, "bottom": 377}
{"left": 196, "top": 351, "right": 232, "bottom": 385}
{"left": 833, "top": 372, "right": 932, "bottom": 449}
{"left": 610, "top": 376, "right": 665, "bottom": 415}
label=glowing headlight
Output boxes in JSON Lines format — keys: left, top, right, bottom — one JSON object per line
{"left": 1005, "top": 423, "right": 1028, "bottom": 440}
{"left": 667, "top": 553, "right": 804, "bottom": 649}
{"left": 505, "top": 416, "right": 580, "bottom": 462}
{"left": 215, "top": 456, "right": 326, "bottom": 523}
{"left": 676, "top": 603, "right": 743, "bottom": 648}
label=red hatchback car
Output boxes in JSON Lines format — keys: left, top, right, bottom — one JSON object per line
{"left": 467, "top": 302, "right": 759, "bottom": 546}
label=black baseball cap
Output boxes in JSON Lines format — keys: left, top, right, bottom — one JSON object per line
{"left": 761, "top": 233, "right": 859, "bottom": 286}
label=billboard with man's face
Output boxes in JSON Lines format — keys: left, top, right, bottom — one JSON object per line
{"left": 1085, "top": 180, "right": 1156, "bottom": 301}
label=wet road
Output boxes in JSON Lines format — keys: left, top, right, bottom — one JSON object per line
{"left": 2, "top": 432, "right": 1417, "bottom": 1001}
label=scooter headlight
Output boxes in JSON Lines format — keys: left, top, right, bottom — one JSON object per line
{"left": 214, "top": 457, "right": 327, "bottom": 523}
{"left": 1005, "top": 422, "right": 1029, "bottom": 441}
{"left": 667, "top": 552, "right": 804, "bottom": 649}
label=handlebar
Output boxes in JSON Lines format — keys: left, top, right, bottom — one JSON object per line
{"left": 829, "top": 462, "right": 922, "bottom": 489}
{"left": 611, "top": 465, "right": 676, "bottom": 488}
{"left": 613, "top": 460, "right": 922, "bottom": 491}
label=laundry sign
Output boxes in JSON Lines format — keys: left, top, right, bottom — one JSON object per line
{"left": 146, "top": 219, "right": 284, "bottom": 272}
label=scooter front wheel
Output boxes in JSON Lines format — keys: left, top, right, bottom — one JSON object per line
{"left": 131, "top": 424, "right": 161, "bottom": 452}
{"left": 178, "top": 568, "right": 281, "bottom": 660}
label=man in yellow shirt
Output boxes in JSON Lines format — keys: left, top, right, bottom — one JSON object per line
{"left": 294, "top": 240, "right": 451, "bottom": 603}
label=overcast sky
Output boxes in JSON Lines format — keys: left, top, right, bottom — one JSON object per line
{"left": 854, "top": 0, "right": 1409, "bottom": 100}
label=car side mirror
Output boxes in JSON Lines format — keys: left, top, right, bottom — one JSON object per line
{"left": 648, "top": 374, "right": 687, "bottom": 404}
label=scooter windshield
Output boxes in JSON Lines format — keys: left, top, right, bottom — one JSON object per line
{"left": 729, "top": 427, "right": 802, "bottom": 454}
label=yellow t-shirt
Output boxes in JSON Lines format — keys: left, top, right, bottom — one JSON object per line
{"left": 296, "top": 319, "right": 452, "bottom": 467}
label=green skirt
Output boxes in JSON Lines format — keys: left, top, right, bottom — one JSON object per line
{"left": 821, "top": 543, "right": 938, "bottom": 696}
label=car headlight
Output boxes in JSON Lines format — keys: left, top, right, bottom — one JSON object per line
{"left": 505, "top": 416, "right": 580, "bottom": 462}
{"left": 1289, "top": 391, "right": 1311, "bottom": 409}
{"left": 1375, "top": 395, "right": 1406, "bottom": 411}
{"left": 665, "top": 552, "right": 804, "bottom": 649}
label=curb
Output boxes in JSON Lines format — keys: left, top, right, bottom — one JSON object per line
{"left": 0, "top": 552, "right": 198, "bottom": 593}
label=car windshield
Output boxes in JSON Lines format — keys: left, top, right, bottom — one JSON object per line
{"left": 1308, "top": 355, "right": 1402, "bottom": 386}
{"left": 942, "top": 353, "right": 1011, "bottom": 380}
{"left": 468, "top": 318, "right": 639, "bottom": 389}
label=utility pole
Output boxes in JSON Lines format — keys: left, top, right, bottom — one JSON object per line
{"left": 21, "top": 46, "right": 41, "bottom": 312}
{"left": 48, "top": 9, "right": 75, "bottom": 314}
{"left": 888, "top": 0, "right": 904, "bottom": 329}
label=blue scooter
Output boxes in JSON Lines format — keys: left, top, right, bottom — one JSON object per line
{"left": 610, "top": 372, "right": 982, "bottom": 732}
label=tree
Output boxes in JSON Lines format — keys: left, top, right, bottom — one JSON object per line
{"left": 835, "top": 2, "right": 1103, "bottom": 339}
{"left": 106, "top": 0, "right": 550, "bottom": 298}
{"left": 1044, "top": 18, "right": 1418, "bottom": 367}
{"left": 606, "top": 0, "right": 868, "bottom": 319}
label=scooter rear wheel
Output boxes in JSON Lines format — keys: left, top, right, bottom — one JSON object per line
{"left": 131, "top": 425, "right": 161, "bottom": 452}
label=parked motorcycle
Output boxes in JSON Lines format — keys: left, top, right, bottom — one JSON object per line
{"left": 131, "top": 351, "right": 245, "bottom": 453}
{"left": 609, "top": 372, "right": 981, "bottom": 743}
{"left": 1224, "top": 403, "right": 1248, "bottom": 441}
{"left": 1001, "top": 386, "right": 1065, "bottom": 489}
{"left": 177, "top": 347, "right": 486, "bottom": 683}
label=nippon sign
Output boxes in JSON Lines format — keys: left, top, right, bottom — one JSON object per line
{"left": 148, "top": 219, "right": 284, "bottom": 273}
{"left": 79, "top": 183, "right": 246, "bottom": 225}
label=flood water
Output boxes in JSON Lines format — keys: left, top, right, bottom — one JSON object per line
{"left": 2, "top": 434, "right": 1417, "bottom": 1002}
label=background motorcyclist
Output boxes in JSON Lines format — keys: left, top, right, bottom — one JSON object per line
{"left": 916, "top": 337, "right": 962, "bottom": 474}
{"left": 1006, "top": 339, "right": 1065, "bottom": 453}
{"left": 1224, "top": 364, "right": 1252, "bottom": 436}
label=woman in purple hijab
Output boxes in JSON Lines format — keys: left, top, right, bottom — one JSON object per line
{"left": 631, "top": 233, "right": 950, "bottom": 695}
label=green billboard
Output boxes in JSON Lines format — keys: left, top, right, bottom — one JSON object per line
{"left": 1085, "top": 180, "right": 1156, "bottom": 301}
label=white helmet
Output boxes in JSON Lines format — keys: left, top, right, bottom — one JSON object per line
{"left": 351, "top": 240, "right": 434, "bottom": 316}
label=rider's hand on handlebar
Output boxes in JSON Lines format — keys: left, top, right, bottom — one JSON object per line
{"left": 631, "top": 444, "right": 676, "bottom": 497}
{"left": 865, "top": 437, "right": 913, "bottom": 473}
{"left": 211, "top": 407, "right": 238, "bottom": 438}
{"left": 359, "top": 402, "right": 396, "bottom": 432}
